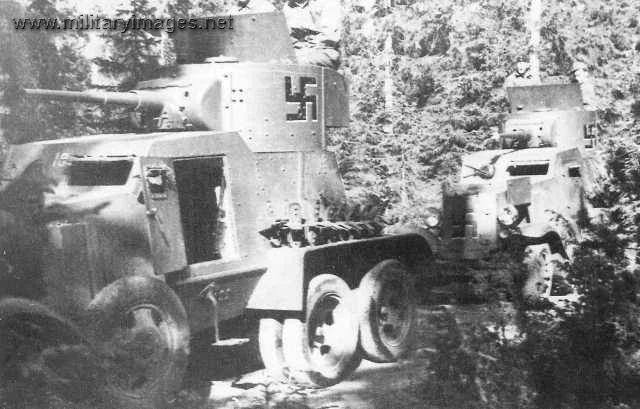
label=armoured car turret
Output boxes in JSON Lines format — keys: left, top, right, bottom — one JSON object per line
{"left": 0, "top": 12, "right": 430, "bottom": 408}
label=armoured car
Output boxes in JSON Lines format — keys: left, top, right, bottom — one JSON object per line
{"left": 418, "top": 82, "right": 598, "bottom": 303}
{"left": 0, "top": 12, "right": 430, "bottom": 408}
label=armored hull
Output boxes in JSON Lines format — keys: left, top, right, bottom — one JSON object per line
{"left": 0, "top": 12, "right": 431, "bottom": 406}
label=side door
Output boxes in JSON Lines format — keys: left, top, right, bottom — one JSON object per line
{"left": 140, "top": 157, "right": 187, "bottom": 274}
{"left": 557, "top": 149, "right": 585, "bottom": 222}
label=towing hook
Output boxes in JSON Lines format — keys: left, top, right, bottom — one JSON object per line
{"left": 200, "top": 283, "right": 219, "bottom": 309}
{"left": 200, "top": 284, "right": 221, "bottom": 343}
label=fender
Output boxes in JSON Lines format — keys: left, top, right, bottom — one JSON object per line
{"left": 389, "top": 224, "right": 441, "bottom": 257}
{"left": 245, "top": 247, "right": 307, "bottom": 312}
{"left": 517, "top": 210, "right": 581, "bottom": 258}
{"left": 246, "top": 233, "right": 431, "bottom": 313}
{"left": 514, "top": 231, "right": 568, "bottom": 258}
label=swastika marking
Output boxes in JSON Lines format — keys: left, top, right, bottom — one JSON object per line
{"left": 285, "top": 76, "right": 318, "bottom": 122}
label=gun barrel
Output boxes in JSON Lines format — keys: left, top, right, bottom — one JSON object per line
{"left": 24, "top": 89, "right": 164, "bottom": 109}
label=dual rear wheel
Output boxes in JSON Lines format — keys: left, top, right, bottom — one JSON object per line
{"left": 258, "top": 260, "right": 416, "bottom": 386}
{"left": 258, "top": 274, "right": 360, "bottom": 386}
{"left": 358, "top": 260, "right": 417, "bottom": 363}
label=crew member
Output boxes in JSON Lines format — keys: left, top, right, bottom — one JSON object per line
{"left": 282, "top": 0, "right": 342, "bottom": 69}
{"left": 504, "top": 61, "right": 539, "bottom": 88}
{"left": 570, "top": 61, "right": 597, "bottom": 107}
{"left": 229, "top": 0, "right": 342, "bottom": 68}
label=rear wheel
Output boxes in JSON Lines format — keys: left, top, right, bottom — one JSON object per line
{"left": 281, "top": 274, "right": 361, "bottom": 387}
{"left": 258, "top": 318, "right": 288, "bottom": 381}
{"left": 357, "top": 260, "right": 416, "bottom": 362}
{"left": 84, "top": 276, "right": 190, "bottom": 409}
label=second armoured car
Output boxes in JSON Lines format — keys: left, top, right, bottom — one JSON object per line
{"left": 420, "top": 82, "right": 598, "bottom": 303}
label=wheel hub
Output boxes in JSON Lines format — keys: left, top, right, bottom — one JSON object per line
{"left": 377, "top": 280, "right": 410, "bottom": 347}
{"left": 308, "top": 294, "right": 350, "bottom": 370}
{"left": 103, "top": 305, "right": 173, "bottom": 395}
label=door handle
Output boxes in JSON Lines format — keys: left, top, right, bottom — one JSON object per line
{"left": 147, "top": 207, "right": 170, "bottom": 246}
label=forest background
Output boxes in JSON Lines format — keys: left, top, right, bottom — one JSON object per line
{"left": 4, "top": 0, "right": 638, "bottom": 223}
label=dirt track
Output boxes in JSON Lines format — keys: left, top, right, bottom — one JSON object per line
{"left": 0, "top": 304, "right": 514, "bottom": 409}
{"left": 170, "top": 304, "right": 515, "bottom": 409}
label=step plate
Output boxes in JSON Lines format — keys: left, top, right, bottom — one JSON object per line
{"left": 211, "top": 338, "right": 251, "bottom": 348}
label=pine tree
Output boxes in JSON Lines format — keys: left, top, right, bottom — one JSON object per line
{"left": 0, "top": 2, "right": 33, "bottom": 146}
{"left": 193, "top": 0, "right": 226, "bottom": 15}
{"left": 166, "top": 0, "right": 193, "bottom": 17}
{"left": 336, "top": 0, "right": 528, "bottom": 223}
{"left": 96, "top": 0, "right": 161, "bottom": 90}
{"left": 163, "top": 0, "right": 193, "bottom": 67}
{"left": 1, "top": 0, "right": 91, "bottom": 144}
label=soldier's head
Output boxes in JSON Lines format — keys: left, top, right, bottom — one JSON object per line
{"left": 571, "top": 61, "right": 587, "bottom": 74}
{"left": 515, "top": 61, "right": 530, "bottom": 75}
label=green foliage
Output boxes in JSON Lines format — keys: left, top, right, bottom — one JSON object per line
{"left": 507, "top": 129, "right": 640, "bottom": 409}
{"left": 166, "top": 0, "right": 194, "bottom": 17}
{"left": 0, "top": 0, "right": 92, "bottom": 144}
{"left": 337, "top": 0, "right": 640, "bottom": 226}
{"left": 520, "top": 234, "right": 640, "bottom": 409}
{"left": 423, "top": 304, "right": 535, "bottom": 409}
{"left": 166, "top": 0, "right": 227, "bottom": 18}
{"left": 522, "top": 258, "right": 640, "bottom": 408}
{"left": 95, "top": 0, "right": 161, "bottom": 90}
{"left": 338, "top": 0, "right": 525, "bottom": 222}
{"left": 421, "top": 130, "right": 640, "bottom": 408}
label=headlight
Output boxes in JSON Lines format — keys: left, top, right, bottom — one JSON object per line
{"left": 463, "top": 163, "right": 495, "bottom": 179}
{"left": 497, "top": 205, "right": 518, "bottom": 226}
{"left": 426, "top": 213, "right": 440, "bottom": 228}
{"left": 479, "top": 164, "right": 495, "bottom": 179}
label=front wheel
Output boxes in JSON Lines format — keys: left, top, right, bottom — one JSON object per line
{"left": 281, "top": 274, "right": 361, "bottom": 387}
{"left": 522, "top": 245, "right": 552, "bottom": 306}
{"left": 522, "top": 244, "right": 577, "bottom": 308}
{"left": 84, "top": 276, "right": 190, "bottom": 409}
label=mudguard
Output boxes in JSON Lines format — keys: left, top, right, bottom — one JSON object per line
{"left": 246, "top": 233, "right": 431, "bottom": 313}
{"left": 518, "top": 210, "right": 582, "bottom": 258}
{"left": 388, "top": 224, "right": 441, "bottom": 257}
{"left": 245, "top": 247, "right": 308, "bottom": 312}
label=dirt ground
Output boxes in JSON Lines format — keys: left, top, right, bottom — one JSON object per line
{"left": 168, "top": 303, "right": 517, "bottom": 409}
{"left": 0, "top": 303, "right": 517, "bottom": 409}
